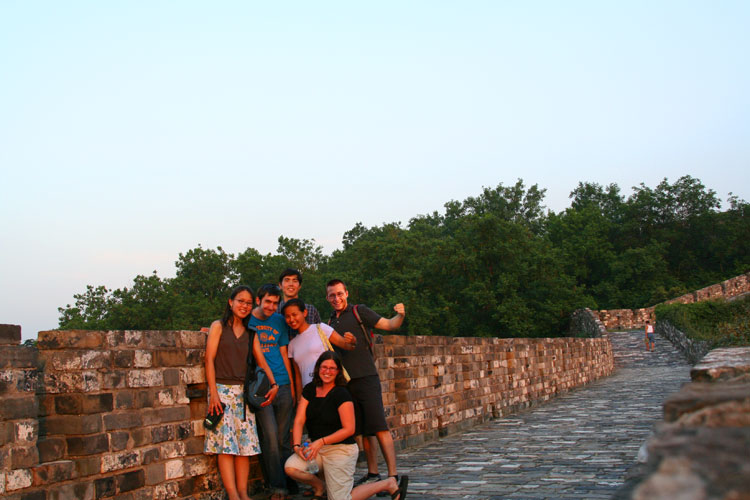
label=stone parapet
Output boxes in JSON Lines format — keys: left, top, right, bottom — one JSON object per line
{"left": 569, "top": 308, "right": 608, "bottom": 337}
{"left": 0, "top": 327, "right": 614, "bottom": 498}
{"left": 656, "top": 320, "right": 712, "bottom": 365}
{"left": 616, "top": 347, "right": 750, "bottom": 500}
{"left": 595, "top": 272, "right": 750, "bottom": 331}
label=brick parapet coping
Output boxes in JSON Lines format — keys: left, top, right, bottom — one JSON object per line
{"left": 0, "top": 325, "right": 613, "bottom": 499}
{"left": 595, "top": 271, "right": 750, "bottom": 331}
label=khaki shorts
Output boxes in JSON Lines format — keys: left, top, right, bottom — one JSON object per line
{"left": 285, "top": 443, "right": 358, "bottom": 500}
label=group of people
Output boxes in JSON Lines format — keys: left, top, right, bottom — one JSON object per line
{"left": 204, "top": 269, "right": 409, "bottom": 500}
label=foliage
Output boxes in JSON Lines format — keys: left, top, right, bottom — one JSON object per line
{"left": 655, "top": 296, "right": 750, "bottom": 347}
{"left": 58, "top": 176, "right": 749, "bottom": 338}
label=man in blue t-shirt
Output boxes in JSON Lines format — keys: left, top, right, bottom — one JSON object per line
{"left": 250, "top": 284, "right": 295, "bottom": 499}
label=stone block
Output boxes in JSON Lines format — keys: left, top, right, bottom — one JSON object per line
{"left": 134, "top": 350, "right": 152, "bottom": 368}
{"left": 31, "top": 460, "right": 76, "bottom": 485}
{"left": 0, "top": 396, "right": 37, "bottom": 420}
{"left": 55, "top": 394, "right": 82, "bottom": 414}
{"left": 11, "top": 445, "right": 39, "bottom": 468}
{"left": 144, "top": 331, "right": 177, "bottom": 348}
{"left": 115, "top": 390, "right": 135, "bottom": 409}
{"left": 113, "top": 350, "right": 134, "bottom": 368}
{"left": 47, "top": 480, "right": 95, "bottom": 500}
{"left": 82, "top": 392, "right": 114, "bottom": 413}
{"left": 179, "top": 330, "right": 206, "bottom": 349}
{"left": 49, "top": 350, "right": 110, "bottom": 370}
{"left": 141, "top": 447, "right": 160, "bottom": 465}
{"left": 109, "top": 430, "right": 130, "bottom": 451}
{"left": 101, "top": 450, "right": 140, "bottom": 473}
{"left": 163, "top": 368, "right": 181, "bottom": 386}
{"left": 15, "top": 420, "right": 37, "bottom": 442}
{"left": 116, "top": 469, "right": 145, "bottom": 492}
{"left": 160, "top": 441, "right": 186, "bottom": 459}
{"left": 154, "top": 350, "right": 186, "bottom": 367}
{"left": 42, "top": 370, "right": 101, "bottom": 394}
{"left": 0, "top": 325, "right": 22, "bottom": 345}
{"left": 37, "top": 437, "right": 66, "bottom": 463}
{"left": 180, "top": 366, "right": 205, "bottom": 384}
{"left": 94, "top": 475, "right": 116, "bottom": 497}
{"left": 103, "top": 411, "right": 143, "bottom": 431}
{"left": 66, "top": 433, "right": 109, "bottom": 456}
{"left": 40, "top": 414, "right": 102, "bottom": 436}
{"left": 127, "top": 369, "right": 163, "bottom": 388}
{"left": 144, "top": 462, "right": 166, "bottom": 485}
{"left": 691, "top": 347, "right": 750, "bottom": 382}
{"left": 151, "top": 424, "right": 175, "bottom": 443}
{"left": 6, "top": 468, "right": 32, "bottom": 491}
{"left": 74, "top": 456, "right": 101, "bottom": 477}
{"left": 106, "top": 331, "right": 143, "bottom": 348}
{"left": 37, "top": 330, "right": 104, "bottom": 350}
{"left": 165, "top": 459, "right": 184, "bottom": 480}
{"left": 156, "top": 405, "right": 190, "bottom": 423}
{"left": 664, "top": 381, "right": 750, "bottom": 427}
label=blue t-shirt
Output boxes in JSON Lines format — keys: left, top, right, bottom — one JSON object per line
{"left": 249, "top": 312, "right": 291, "bottom": 386}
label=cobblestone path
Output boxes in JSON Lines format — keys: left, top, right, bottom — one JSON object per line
{"left": 359, "top": 331, "right": 691, "bottom": 499}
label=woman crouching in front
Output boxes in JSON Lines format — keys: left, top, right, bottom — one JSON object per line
{"left": 285, "top": 351, "right": 408, "bottom": 500}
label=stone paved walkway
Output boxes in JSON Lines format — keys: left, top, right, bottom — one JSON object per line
{"left": 356, "top": 331, "right": 691, "bottom": 499}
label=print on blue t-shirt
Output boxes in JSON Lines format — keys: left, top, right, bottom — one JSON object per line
{"left": 249, "top": 312, "right": 291, "bottom": 386}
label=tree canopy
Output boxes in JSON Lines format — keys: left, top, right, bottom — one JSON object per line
{"left": 59, "top": 176, "right": 749, "bottom": 337}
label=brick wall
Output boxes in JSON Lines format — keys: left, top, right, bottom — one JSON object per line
{"left": 0, "top": 327, "right": 613, "bottom": 499}
{"left": 596, "top": 272, "right": 750, "bottom": 330}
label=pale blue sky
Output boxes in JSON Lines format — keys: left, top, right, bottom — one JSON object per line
{"left": 2, "top": 1, "right": 748, "bottom": 340}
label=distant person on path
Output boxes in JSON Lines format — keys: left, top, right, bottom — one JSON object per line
{"left": 285, "top": 351, "right": 409, "bottom": 500}
{"left": 645, "top": 320, "right": 656, "bottom": 351}
{"left": 249, "top": 284, "right": 295, "bottom": 500}
{"left": 283, "top": 298, "right": 356, "bottom": 393}
{"left": 278, "top": 268, "right": 322, "bottom": 330}
{"left": 204, "top": 285, "right": 279, "bottom": 500}
{"left": 326, "top": 279, "right": 405, "bottom": 489}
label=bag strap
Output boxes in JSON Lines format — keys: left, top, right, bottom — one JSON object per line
{"left": 352, "top": 305, "right": 374, "bottom": 357}
{"left": 316, "top": 324, "right": 351, "bottom": 382}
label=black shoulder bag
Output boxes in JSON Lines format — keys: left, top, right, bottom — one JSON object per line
{"left": 243, "top": 326, "right": 270, "bottom": 419}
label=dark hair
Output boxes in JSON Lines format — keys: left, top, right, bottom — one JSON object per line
{"left": 326, "top": 278, "right": 347, "bottom": 290}
{"left": 312, "top": 351, "right": 347, "bottom": 387}
{"left": 279, "top": 268, "right": 302, "bottom": 284}
{"left": 221, "top": 285, "right": 255, "bottom": 328}
{"left": 257, "top": 283, "right": 282, "bottom": 302}
{"left": 280, "top": 298, "right": 306, "bottom": 315}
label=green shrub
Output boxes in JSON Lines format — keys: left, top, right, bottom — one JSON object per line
{"left": 655, "top": 295, "right": 750, "bottom": 347}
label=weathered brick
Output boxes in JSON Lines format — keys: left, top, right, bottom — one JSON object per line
{"left": 106, "top": 330, "right": 143, "bottom": 348}
{"left": 151, "top": 424, "right": 175, "bottom": 443}
{"left": 46, "top": 480, "right": 95, "bottom": 500}
{"left": 15, "top": 369, "right": 40, "bottom": 393}
{"left": 0, "top": 396, "right": 37, "bottom": 420}
{"left": 113, "top": 350, "right": 134, "bottom": 368}
{"left": 6, "top": 468, "right": 32, "bottom": 491}
{"left": 156, "top": 406, "right": 190, "bottom": 423}
{"left": 176, "top": 422, "right": 191, "bottom": 440}
{"left": 141, "top": 447, "right": 160, "bottom": 465}
{"left": 0, "top": 324, "right": 22, "bottom": 345}
{"left": 37, "top": 437, "right": 65, "bottom": 462}
{"left": 1, "top": 421, "right": 15, "bottom": 444}
{"left": 31, "top": 459, "right": 76, "bottom": 485}
{"left": 11, "top": 445, "right": 38, "bottom": 468}
{"left": 115, "top": 390, "right": 135, "bottom": 409}
{"left": 15, "top": 420, "right": 37, "bottom": 442}
{"left": 49, "top": 350, "right": 110, "bottom": 370}
{"left": 160, "top": 441, "right": 185, "bottom": 459}
{"left": 82, "top": 393, "right": 114, "bottom": 413}
{"left": 163, "top": 369, "right": 180, "bottom": 386}
{"left": 40, "top": 414, "right": 102, "bottom": 436}
{"left": 95, "top": 475, "right": 116, "bottom": 497}
{"left": 55, "top": 394, "right": 82, "bottom": 414}
{"left": 116, "top": 469, "right": 145, "bottom": 492}
{"left": 165, "top": 458, "right": 184, "bottom": 480}
{"left": 154, "top": 350, "right": 186, "bottom": 367}
{"left": 103, "top": 411, "right": 143, "bottom": 431}
{"left": 127, "top": 369, "right": 163, "bottom": 388}
{"left": 134, "top": 351, "right": 152, "bottom": 368}
{"left": 109, "top": 431, "right": 130, "bottom": 451}
{"left": 144, "top": 331, "right": 177, "bottom": 348}
{"left": 37, "top": 330, "right": 104, "bottom": 350}
{"left": 130, "top": 427, "right": 151, "bottom": 447}
{"left": 184, "top": 436, "right": 204, "bottom": 455}
{"left": 178, "top": 330, "right": 206, "bottom": 349}
{"left": 67, "top": 434, "right": 109, "bottom": 456}
{"left": 74, "top": 456, "right": 101, "bottom": 477}
{"left": 42, "top": 370, "right": 100, "bottom": 394}
{"left": 185, "top": 349, "right": 203, "bottom": 365}
{"left": 144, "top": 462, "right": 166, "bottom": 485}
{"left": 136, "top": 390, "right": 157, "bottom": 409}
{"left": 101, "top": 450, "right": 140, "bottom": 473}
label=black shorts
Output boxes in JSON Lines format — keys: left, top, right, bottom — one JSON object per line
{"left": 347, "top": 375, "right": 389, "bottom": 436}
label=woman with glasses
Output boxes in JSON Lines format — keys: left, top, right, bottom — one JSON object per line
{"left": 205, "top": 285, "right": 279, "bottom": 500}
{"left": 285, "top": 351, "right": 408, "bottom": 500}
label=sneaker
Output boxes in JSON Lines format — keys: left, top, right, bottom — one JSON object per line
{"left": 354, "top": 473, "right": 382, "bottom": 487}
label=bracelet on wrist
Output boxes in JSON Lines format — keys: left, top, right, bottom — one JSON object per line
{"left": 270, "top": 383, "right": 278, "bottom": 388}
{"left": 293, "top": 444, "right": 301, "bottom": 449}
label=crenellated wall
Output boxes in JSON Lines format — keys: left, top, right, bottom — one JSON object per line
{"left": 595, "top": 272, "right": 750, "bottom": 330}
{"left": 0, "top": 325, "right": 614, "bottom": 499}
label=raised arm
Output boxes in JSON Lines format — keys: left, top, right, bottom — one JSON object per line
{"left": 374, "top": 303, "right": 405, "bottom": 331}
{"left": 329, "top": 330, "right": 357, "bottom": 350}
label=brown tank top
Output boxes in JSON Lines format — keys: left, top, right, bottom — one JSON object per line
{"left": 214, "top": 322, "right": 251, "bottom": 385}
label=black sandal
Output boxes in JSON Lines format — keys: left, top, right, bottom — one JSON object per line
{"left": 391, "top": 475, "right": 408, "bottom": 500}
